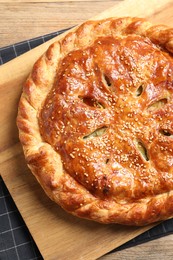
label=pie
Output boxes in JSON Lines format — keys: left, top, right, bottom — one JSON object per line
{"left": 17, "top": 17, "right": 173, "bottom": 226}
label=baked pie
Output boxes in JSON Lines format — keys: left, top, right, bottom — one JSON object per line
{"left": 17, "top": 17, "right": 173, "bottom": 225}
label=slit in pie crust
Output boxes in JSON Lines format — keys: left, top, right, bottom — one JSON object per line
{"left": 17, "top": 17, "right": 173, "bottom": 226}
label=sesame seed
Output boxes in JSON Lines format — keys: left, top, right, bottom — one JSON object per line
{"left": 69, "top": 153, "right": 75, "bottom": 158}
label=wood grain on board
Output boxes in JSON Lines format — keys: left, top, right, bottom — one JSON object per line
{"left": 0, "top": 0, "right": 173, "bottom": 259}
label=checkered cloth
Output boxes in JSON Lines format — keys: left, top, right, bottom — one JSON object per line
{"left": 0, "top": 28, "right": 173, "bottom": 260}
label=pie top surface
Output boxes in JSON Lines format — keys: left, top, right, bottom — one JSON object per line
{"left": 17, "top": 17, "right": 173, "bottom": 226}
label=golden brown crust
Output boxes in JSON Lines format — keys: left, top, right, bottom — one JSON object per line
{"left": 17, "top": 17, "right": 173, "bottom": 225}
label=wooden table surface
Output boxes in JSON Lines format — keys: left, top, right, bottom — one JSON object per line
{"left": 1, "top": 1, "right": 173, "bottom": 259}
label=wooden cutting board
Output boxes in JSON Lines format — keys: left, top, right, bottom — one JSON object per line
{"left": 0, "top": 0, "right": 173, "bottom": 259}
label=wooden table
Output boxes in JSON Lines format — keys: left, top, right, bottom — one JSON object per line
{"left": 0, "top": 1, "right": 173, "bottom": 259}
